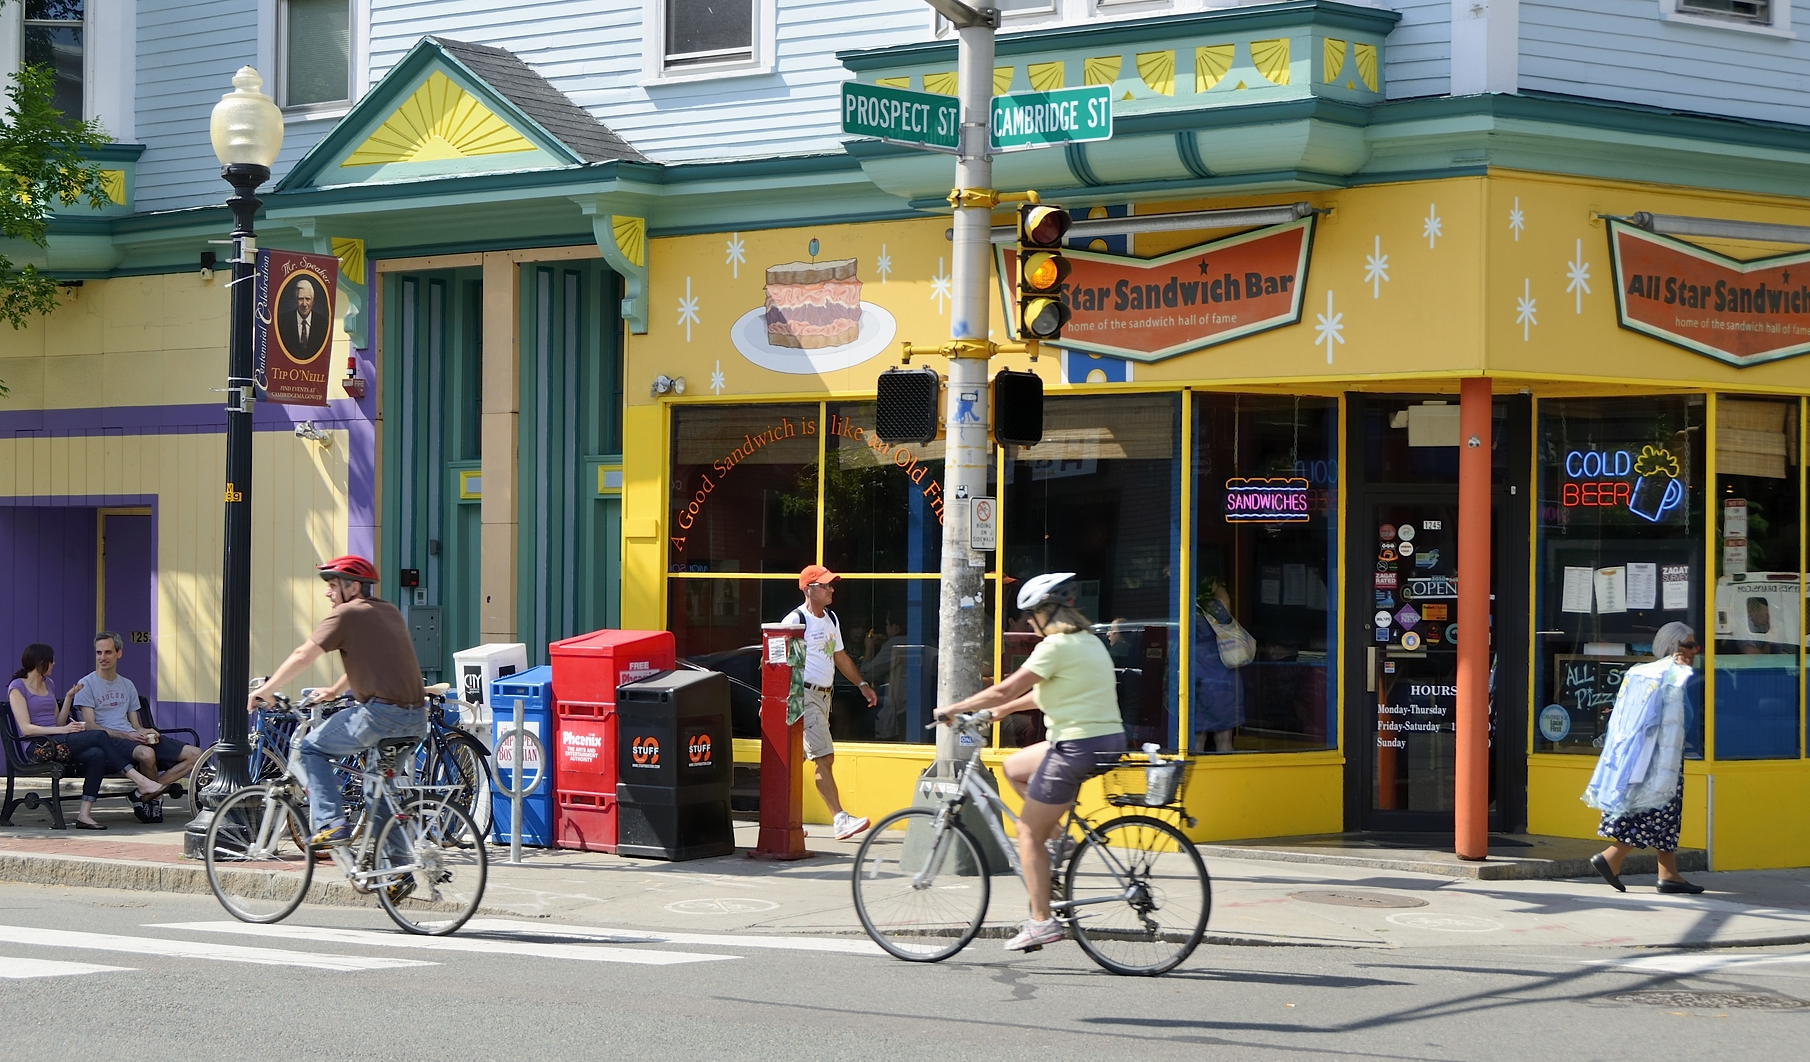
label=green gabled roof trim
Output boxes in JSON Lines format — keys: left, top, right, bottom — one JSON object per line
{"left": 837, "top": 0, "right": 1400, "bottom": 70}
{"left": 277, "top": 36, "right": 589, "bottom": 192}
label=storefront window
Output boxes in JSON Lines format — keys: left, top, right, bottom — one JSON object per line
{"left": 823, "top": 401, "right": 967, "bottom": 574}
{"left": 1191, "top": 394, "right": 1338, "bottom": 754}
{"left": 667, "top": 577, "right": 804, "bottom": 739}
{"left": 669, "top": 405, "right": 817, "bottom": 574}
{"left": 1001, "top": 394, "right": 1181, "bottom": 749}
{"left": 1535, "top": 397, "right": 1705, "bottom": 758}
{"left": 1713, "top": 396, "right": 1802, "bottom": 760}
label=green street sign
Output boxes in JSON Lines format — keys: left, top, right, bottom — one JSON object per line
{"left": 990, "top": 86, "right": 1113, "bottom": 150}
{"left": 841, "top": 82, "right": 961, "bottom": 154}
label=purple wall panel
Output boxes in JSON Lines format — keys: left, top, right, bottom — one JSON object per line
{"left": 0, "top": 507, "right": 97, "bottom": 690}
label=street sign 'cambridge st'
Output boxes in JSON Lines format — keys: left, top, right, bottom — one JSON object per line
{"left": 841, "top": 82, "right": 961, "bottom": 154}
{"left": 990, "top": 86, "right": 1113, "bottom": 150}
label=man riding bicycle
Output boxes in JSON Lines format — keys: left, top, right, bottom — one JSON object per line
{"left": 247, "top": 555, "right": 427, "bottom": 851}
{"left": 935, "top": 572, "right": 1126, "bottom": 952}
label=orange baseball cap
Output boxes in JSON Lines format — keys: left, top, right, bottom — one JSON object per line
{"left": 799, "top": 564, "right": 840, "bottom": 590}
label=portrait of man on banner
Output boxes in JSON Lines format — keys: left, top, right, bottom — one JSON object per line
{"left": 275, "top": 269, "right": 332, "bottom": 365}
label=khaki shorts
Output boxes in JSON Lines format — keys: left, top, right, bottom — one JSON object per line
{"left": 800, "top": 686, "right": 834, "bottom": 760}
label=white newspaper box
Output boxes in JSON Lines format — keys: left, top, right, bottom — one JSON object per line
{"left": 450, "top": 643, "right": 528, "bottom": 736}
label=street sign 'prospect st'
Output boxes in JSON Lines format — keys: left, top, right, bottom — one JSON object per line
{"left": 990, "top": 85, "right": 1113, "bottom": 150}
{"left": 841, "top": 82, "right": 961, "bottom": 153}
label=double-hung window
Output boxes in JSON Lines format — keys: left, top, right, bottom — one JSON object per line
{"left": 663, "top": 0, "right": 754, "bottom": 70}
{"left": 23, "top": 0, "right": 84, "bottom": 118}
{"left": 281, "top": 0, "right": 351, "bottom": 108}
{"left": 1677, "top": 0, "right": 1770, "bottom": 23}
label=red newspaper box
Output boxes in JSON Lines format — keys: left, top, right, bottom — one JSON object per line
{"left": 550, "top": 629, "right": 676, "bottom": 852}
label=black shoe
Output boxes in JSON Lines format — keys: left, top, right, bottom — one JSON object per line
{"left": 1590, "top": 853, "right": 1626, "bottom": 892}
{"left": 1656, "top": 878, "right": 1705, "bottom": 895}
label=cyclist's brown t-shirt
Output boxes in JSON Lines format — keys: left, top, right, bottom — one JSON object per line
{"left": 309, "top": 597, "right": 425, "bottom": 707}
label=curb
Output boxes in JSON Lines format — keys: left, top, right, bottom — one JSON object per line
{"left": 1195, "top": 845, "right": 1708, "bottom": 881}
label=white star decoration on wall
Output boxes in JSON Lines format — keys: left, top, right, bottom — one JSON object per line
{"left": 1516, "top": 278, "right": 1537, "bottom": 341}
{"left": 710, "top": 359, "right": 725, "bottom": 394}
{"left": 930, "top": 256, "right": 952, "bottom": 315}
{"left": 1423, "top": 204, "right": 1442, "bottom": 249}
{"left": 1364, "top": 235, "right": 1389, "bottom": 298}
{"left": 1314, "top": 290, "right": 1345, "bottom": 364}
{"left": 725, "top": 233, "right": 745, "bottom": 279}
{"left": 1509, "top": 197, "right": 1526, "bottom": 242}
{"left": 1567, "top": 238, "right": 1591, "bottom": 313}
{"left": 677, "top": 277, "right": 700, "bottom": 341}
{"left": 875, "top": 244, "right": 892, "bottom": 283}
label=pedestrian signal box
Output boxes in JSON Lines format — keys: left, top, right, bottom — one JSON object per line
{"left": 876, "top": 367, "right": 941, "bottom": 444}
{"left": 993, "top": 368, "right": 1044, "bottom": 447}
{"left": 1016, "top": 203, "right": 1072, "bottom": 342}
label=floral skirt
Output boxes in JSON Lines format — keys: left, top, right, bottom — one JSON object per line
{"left": 1598, "top": 779, "right": 1684, "bottom": 852}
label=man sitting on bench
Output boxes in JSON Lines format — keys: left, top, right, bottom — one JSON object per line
{"left": 68, "top": 631, "right": 199, "bottom": 819}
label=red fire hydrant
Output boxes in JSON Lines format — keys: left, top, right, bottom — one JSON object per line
{"left": 751, "top": 623, "right": 811, "bottom": 860}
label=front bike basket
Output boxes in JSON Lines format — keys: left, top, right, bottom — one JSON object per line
{"left": 1100, "top": 755, "right": 1193, "bottom": 809}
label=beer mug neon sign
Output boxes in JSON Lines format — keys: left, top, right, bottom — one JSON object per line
{"left": 1561, "top": 445, "right": 1682, "bottom": 521}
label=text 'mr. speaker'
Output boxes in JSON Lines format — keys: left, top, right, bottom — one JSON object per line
{"left": 992, "top": 368, "right": 1044, "bottom": 447}
{"left": 875, "top": 367, "right": 940, "bottom": 445}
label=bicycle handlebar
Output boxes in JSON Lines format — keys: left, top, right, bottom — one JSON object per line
{"left": 924, "top": 709, "right": 992, "bottom": 732}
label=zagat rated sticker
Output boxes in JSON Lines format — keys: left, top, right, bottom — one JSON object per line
{"left": 1376, "top": 571, "right": 1398, "bottom": 589}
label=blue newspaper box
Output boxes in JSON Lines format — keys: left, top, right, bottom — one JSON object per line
{"left": 491, "top": 665, "right": 554, "bottom": 847}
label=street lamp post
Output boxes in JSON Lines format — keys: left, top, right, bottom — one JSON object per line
{"left": 184, "top": 68, "right": 283, "bottom": 857}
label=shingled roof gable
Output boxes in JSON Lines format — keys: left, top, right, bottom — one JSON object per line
{"left": 431, "top": 37, "right": 647, "bottom": 165}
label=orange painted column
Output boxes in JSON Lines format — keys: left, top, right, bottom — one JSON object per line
{"left": 1456, "top": 377, "right": 1492, "bottom": 860}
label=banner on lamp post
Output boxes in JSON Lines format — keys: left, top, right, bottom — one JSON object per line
{"left": 254, "top": 249, "right": 337, "bottom": 406}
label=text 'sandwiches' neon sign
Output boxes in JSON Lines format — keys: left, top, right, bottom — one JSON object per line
{"left": 1224, "top": 477, "right": 1311, "bottom": 523}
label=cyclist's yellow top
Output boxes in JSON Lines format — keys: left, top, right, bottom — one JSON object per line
{"left": 1021, "top": 632, "right": 1123, "bottom": 742}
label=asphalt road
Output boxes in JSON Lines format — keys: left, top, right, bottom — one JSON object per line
{"left": 0, "top": 881, "right": 1805, "bottom": 1062}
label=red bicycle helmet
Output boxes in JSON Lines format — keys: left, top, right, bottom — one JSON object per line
{"left": 317, "top": 554, "right": 379, "bottom": 584}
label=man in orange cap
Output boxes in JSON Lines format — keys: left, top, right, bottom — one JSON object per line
{"left": 780, "top": 565, "right": 879, "bottom": 839}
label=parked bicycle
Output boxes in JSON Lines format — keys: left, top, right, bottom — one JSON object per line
{"left": 851, "top": 711, "right": 1209, "bottom": 975}
{"left": 417, "top": 684, "right": 494, "bottom": 838}
{"left": 201, "top": 692, "right": 488, "bottom": 935}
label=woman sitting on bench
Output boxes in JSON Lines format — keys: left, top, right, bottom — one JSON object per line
{"left": 8, "top": 643, "right": 166, "bottom": 830}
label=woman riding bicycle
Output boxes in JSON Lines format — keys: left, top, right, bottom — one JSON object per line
{"left": 935, "top": 572, "right": 1125, "bottom": 952}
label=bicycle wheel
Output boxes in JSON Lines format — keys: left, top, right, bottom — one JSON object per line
{"left": 203, "top": 785, "right": 314, "bottom": 924}
{"left": 374, "top": 797, "right": 488, "bottom": 935}
{"left": 852, "top": 807, "right": 990, "bottom": 962}
{"left": 1063, "top": 815, "right": 1209, "bottom": 976}
{"left": 186, "top": 744, "right": 219, "bottom": 814}
{"left": 429, "top": 733, "right": 494, "bottom": 838}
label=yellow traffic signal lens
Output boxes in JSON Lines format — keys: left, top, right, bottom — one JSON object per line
{"left": 1023, "top": 251, "right": 1065, "bottom": 291}
{"left": 1020, "top": 297, "right": 1069, "bottom": 339}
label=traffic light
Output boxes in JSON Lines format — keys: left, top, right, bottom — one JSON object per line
{"left": 992, "top": 368, "right": 1043, "bottom": 447}
{"left": 1016, "top": 203, "right": 1072, "bottom": 342}
{"left": 875, "top": 367, "right": 941, "bottom": 444}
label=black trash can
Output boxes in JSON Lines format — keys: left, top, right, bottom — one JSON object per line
{"left": 614, "top": 669, "right": 734, "bottom": 860}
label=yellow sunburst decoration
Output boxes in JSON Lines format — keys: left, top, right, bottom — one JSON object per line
{"left": 342, "top": 72, "right": 537, "bottom": 167}
{"left": 994, "top": 67, "right": 1014, "bottom": 94}
{"left": 1136, "top": 50, "right": 1174, "bottom": 96}
{"left": 1323, "top": 38, "right": 1346, "bottom": 83}
{"left": 1083, "top": 56, "right": 1122, "bottom": 88}
{"left": 1028, "top": 61, "right": 1064, "bottom": 91}
{"left": 924, "top": 71, "right": 958, "bottom": 96}
{"left": 1354, "top": 43, "right": 1378, "bottom": 92}
{"left": 1195, "top": 45, "right": 1233, "bottom": 92}
{"left": 1251, "top": 38, "right": 1291, "bottom": 86}
{"left": 875, "top": 76, "right": 910, "bottom": 89}
{"left": 331, "top": 237, "right": 365, "bottom": 283}
{"left": 612, "top": 216, "right": 646, "bottom": 269}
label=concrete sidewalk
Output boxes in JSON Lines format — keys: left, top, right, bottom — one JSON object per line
{"left": 2, "top": 800, "right": 1807, "bottom": 952}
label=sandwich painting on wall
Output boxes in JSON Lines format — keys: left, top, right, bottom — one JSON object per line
{"left": 731, "top": 251, "right": 897, "bottom": 374}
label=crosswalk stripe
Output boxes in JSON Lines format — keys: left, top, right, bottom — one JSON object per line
{"left": 460, "top": 918, "right": 886, "bottom": 956}
{"left": 0, "top": 955, "right": 134, "bottom": 979}
{"left": 156, "top": 921, "right": 738, "bottom": 966}
{"left": 1585, "top": 952, "right": 1810, "bottom": 976}
{"left": 0, "top": 925, "right": 435, "bottom": 972}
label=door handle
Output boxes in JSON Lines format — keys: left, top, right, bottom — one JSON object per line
{"left": 1366, "top": 647, "right": 1377, "bottom": 692}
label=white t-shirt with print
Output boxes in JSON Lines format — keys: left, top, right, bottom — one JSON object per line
{"left": 73, "top": 671, "right": 141, "bottom": 733}
{"left": 782, "top": 604, "right": 844, "bottom": 686}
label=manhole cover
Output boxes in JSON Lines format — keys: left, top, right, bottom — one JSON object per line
{"left": 1290, "top": 889, "right": 1429, "bottom": 909}
{"left": 1610, "top": 991, "right": 1809, "bottom": 1011}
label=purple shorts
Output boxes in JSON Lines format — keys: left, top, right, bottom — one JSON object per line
{"left": 1026, "top": 733, "right": 1127, "bottom": 805}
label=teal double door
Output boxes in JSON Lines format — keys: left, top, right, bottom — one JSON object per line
{"left": 382, "top": 262, "right": 624, "bottom": 679}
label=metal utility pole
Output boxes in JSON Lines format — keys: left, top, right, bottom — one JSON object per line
{"left": 928, "top": 1, "right": 998, "bottom": 767}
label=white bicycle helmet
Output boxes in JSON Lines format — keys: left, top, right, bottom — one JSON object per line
{"left": 1017, "top": 571, "right": 1078, "bottom": 611}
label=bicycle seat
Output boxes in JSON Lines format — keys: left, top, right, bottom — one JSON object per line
{"left": 424, "top": 683, "right": 452, "bottom": 696}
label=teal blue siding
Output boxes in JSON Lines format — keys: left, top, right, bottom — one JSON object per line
{"left": 1387, "top": 1, "right": 1451, "bottom": 100}
{"left": 1522, "top": 1, "right": 1810, "bottom": 127}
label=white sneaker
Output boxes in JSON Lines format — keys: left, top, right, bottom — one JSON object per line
{"left": 832, "top": 812, "right": 870, "bottom": 840}
{"left": 1004, "top": 917, "right": 1064, "bottom": 951}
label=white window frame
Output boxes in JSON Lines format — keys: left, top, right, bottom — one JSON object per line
{"left": 641, "top": 0, "right": 776, "bottom": 87}
{"left": 0, "top": 4, "right": 22, "bottom": 101}
{"left": 1662, "top": 0, "right": 1794, "bottom": 38}
{"left": 259, "top": 0, "right": 370, "bottom": 122}
{"left": 2, "top": 1, "right": 129, "bottom": 140}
